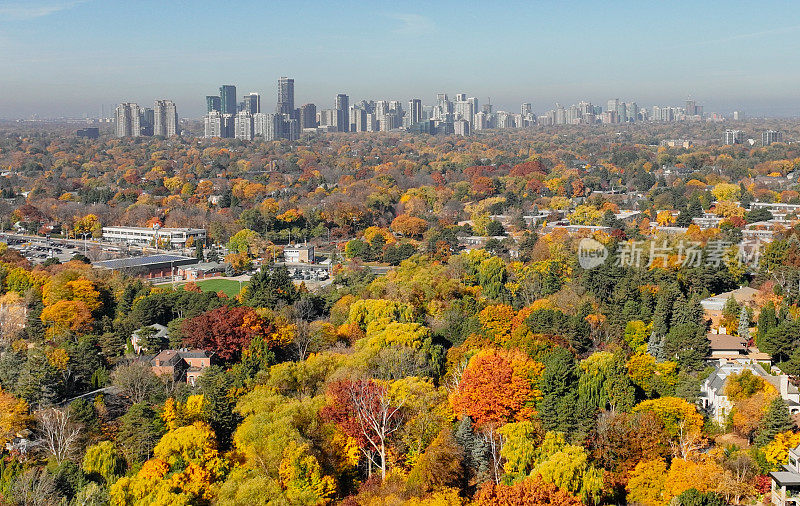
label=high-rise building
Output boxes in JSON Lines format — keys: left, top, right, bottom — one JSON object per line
{"left": 222, "top": 114, "right": 235, "bottom": 138}
{"left": 607, "top": 99, "right": 619, "bottom": 115}
{"left": 153, "top": 100, "right": 178, "bottom": 137}
{"left": 685, "top": 100, "right": 698, "bottom": 116}
{"left": 283, "top": 116, "right": 299, "bottom": 140}
{"left": 115, "top": 103, "right": 141, "bottom": 138}
{"left": 351, "top": 107, "right": 367, "bottom": 132}
{"left": 724, "top": 130, "right": 743, "bottom": 145}
{"left": 408, "top": 99, "right": 422, "bottom": 125}
{"left": 335, "top": 94, "right": 349, "bottom": 132}
{"left": 140, "top": 107, "right": 154, "bottom": 136}
{"left": 762, "top": 130, "right": 783, "bottom": 146}
{"left": 206, "top": 96, "right": 221, "bottom": 113}
{"left": 242, "top": 93, "right": 261, "bottom": 115}
{"left": 616, "top": 102, "right": 627, "bottom": 123}
{"left": 454, "top": 119, "right": 470, "bottom": 136}
{"left": 381, "top": 111, "right": 400, "bottom": 131}
{"left": 455, "top": 93, "right": 467, "bottom": 102}
{"left": 434, "top": 93, "right": 453, "bottom": 121}
{"left": 300, "top": 103, "right": 317, "bottom": 130}
{"left": 234, "top": 111, "right": 254, "bottom": 140}
{"left": 219, "top": 85, "right": 237, "bottom": 115}
{"left": 627, "top": 102, "right": 639, "bottom": 122}
{"left": 468, "top": 97, "right": 479, "bottom": 117}
{"left": 521, "top": 103, "right": 532, "bottom": 116}
{"left": 473, "top": 111, "right": 488, "bottom": 130}
{"left": 255, "top": 113, "right": 281, "bottom": 140}
{"left": 204, "top": 111, "right": 223, "bottom": 138}
{"left": 554, "top": 104, "right": 566, "bottom": 125}
{"left": 277, "top": 77, "right": 295, "bottom": 115}
{"left": 733, "top": 110, "right": 744, "bottom": 121}
{"left": 455, "top": 99, "right": 474, "bottom": 124}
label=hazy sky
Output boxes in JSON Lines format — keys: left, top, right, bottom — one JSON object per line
{"left": 2, "top": 0, "right": 800, "bottom": 118}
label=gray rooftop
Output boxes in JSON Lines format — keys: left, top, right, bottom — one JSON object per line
{"left": 94, "top": 255, "right": 197, "bottom": 270}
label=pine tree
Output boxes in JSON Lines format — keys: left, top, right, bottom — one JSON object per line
{"left": 24, "top": 293, "right": 45, "bottom": 341}
{"left": 738, "top": 306, "right": 750, "bottom": 340}
{"left": 195, "top": 241, "right": 204, "bottom": 261}
{"left": 757, "top": 301, "right": 777, "bottom": 350}
{"left": 646, "top": 329, "right": 661, "bottom": 358}
{"left": 653, "top": 285, "right": 676, "bottom": 337}
{"left": 754, "top": 397, "right": 794, "bottom": 447}
{"left": 538, "top": 348, "right": 578, "bottom": 434}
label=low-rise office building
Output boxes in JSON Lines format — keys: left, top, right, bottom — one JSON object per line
{"left": 102, "top": 226, "right": 206, "bottom": 248}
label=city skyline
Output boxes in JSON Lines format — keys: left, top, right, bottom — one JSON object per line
{"left": 2, "top": 0, "right": 800, "bottom": 118}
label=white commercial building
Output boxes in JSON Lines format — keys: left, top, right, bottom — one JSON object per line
{"left": 102, "top": 226, "right": 206, "bottom": 248}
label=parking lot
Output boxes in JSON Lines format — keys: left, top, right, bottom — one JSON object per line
{"left": 0, "top": 234, "right": 89, "bottom": 264}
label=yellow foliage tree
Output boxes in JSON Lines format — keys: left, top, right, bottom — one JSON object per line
{"left": 0, "top": 388, "right": 32, "bottom": 447}
{"left": 765, "top": 431, "right": 800, "bottom": 466}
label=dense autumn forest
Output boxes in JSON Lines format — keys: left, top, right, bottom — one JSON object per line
{"left": 3, "top": 121, "right": 800, "bottom": 505}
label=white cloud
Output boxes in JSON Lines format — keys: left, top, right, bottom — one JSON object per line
{"left": 0, "top": 0, "right": 89, "bottom": 21}
{"left": 387, "top": 13, "right": 435, "bottom": 36}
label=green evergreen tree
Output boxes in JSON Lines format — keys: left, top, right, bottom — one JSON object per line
{"left": 663, "top": 323, "right": 709, "bottom": 370}
{"left": 24, "top": 293, "right": 45, "bottom": 341}
{"left": 194, "top": 241, "right": 204, "bottom": 261}
{"left": 754, "top": 397, "right": 794, "bottom": 447}
{"left": 738, "top": 306, "right": 750, "bottom": 340}
{"left": 757, "top": 301, "right": 778, "bottom": 349}
{"left": 537, "top": 348, "right": 578, "bottom": 434}
{"left": 242, "top": 265, "right": 298, "bottom": 309}
{"left": 672, "top": 488, "right": 727, "bottom": 506}
{"left": 653, "top": 285, "right": 676, "bottom": 337}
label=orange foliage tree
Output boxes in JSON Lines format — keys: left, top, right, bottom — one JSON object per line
{"left": 474, "top": 475, "right": 581, "bottom": 506}
{"left": 450, "top": 348, "right": 544, "bottom": 428}
{"left": 390, "top": 214, "right": 428, "bottom": 237}
{"left": 40, "top": 300, "right": 93, "bottom": 335}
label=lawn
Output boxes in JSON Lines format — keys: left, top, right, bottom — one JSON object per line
{"left": 192, "top": 278, "right": 243, "bottom": 298}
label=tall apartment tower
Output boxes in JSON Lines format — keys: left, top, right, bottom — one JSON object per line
{"left": 242, "top": 93, "right": 261, "bottom": 115}
{"left": 408, "top": 99, "right": 422, "bottom": 124}
{"left": 454, "top": 99, "right": 474, "bottom": 124}
{"left": 115, "top": 103, "right": 141, "bottom": 137}
{"left": 204, "top": 111, "right": 223, "bottom": 138}
{"left": 206, "top": 96, "right": 221, "bottom": 113}
{"left": 300, "top": 103, "right": 317, "bottom": 129}
{"left": 351, "top": 107, "right": 367, "bottom": 132}
{"left": 219, "top": 85, "right": 237, "bottom": 115}
{"left": 762, "top": 130, "right": 783, "bottom": 146}
{"left": 277, "top": 77, "right": 295, "bottom": 115}
{"left": 234, "top": 111, "right": 254, "bottom": 140}
{"left": 335, "top": 94, "right": 349, "bottom": 132}
{"left": 724, "top": 130, "right": 743, "bottom": 145}
{"left": 153, "top": 100, "right": 178, "bottom": 137}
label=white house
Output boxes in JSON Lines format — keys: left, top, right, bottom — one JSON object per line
{"left": 699, "top": 360, "right": 800, "bottom": 426}
{"left": 771, "top": 445, "right": 800, "bottom": 505}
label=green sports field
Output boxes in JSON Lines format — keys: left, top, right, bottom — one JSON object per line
{"left": 192, "top": 278, "right": 244, "bottom": 298}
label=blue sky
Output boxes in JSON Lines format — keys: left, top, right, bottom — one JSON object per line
{"left": 1, "top": 0, "right": 799, "bottom": 118}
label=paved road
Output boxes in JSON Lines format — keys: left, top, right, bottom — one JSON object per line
{"left": 58, "top": 386, "right": 119, "bottom": 406}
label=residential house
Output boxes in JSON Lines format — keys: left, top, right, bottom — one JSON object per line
{"left": 150, "top": 348, "right": 212, "bottom": 385}
{"left": 700, "top": 360, "right": 800, "bottom": 426}
{"left": 771, "top": 445, "right": 800, "bottom": 505}
{"left": 131, "top": 323, "right": 168, "bottom": 354}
